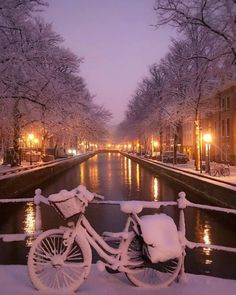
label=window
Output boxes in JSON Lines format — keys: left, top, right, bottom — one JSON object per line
{"left": 226, "top": 96, "right": 230, "bottom": 110}
{"left": 226, "top": 118, "right": 230, "bottom": 137}
{"left": 221, "top": 98, "right": 225, "bottom": 110}
{"left": 222, "top": 119, "right": 225, "bottom": 136}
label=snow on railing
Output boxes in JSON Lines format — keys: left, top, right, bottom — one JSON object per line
{"left": 0, "top": 188, "right": 236, "bottom": 280}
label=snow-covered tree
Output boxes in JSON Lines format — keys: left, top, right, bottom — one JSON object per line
{"left": 154, "top": 0, "right": 236, "bottom": 64}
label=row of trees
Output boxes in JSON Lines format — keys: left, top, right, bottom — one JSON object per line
{"left": 117, "top": 0, "right": 235, "bottom": 168}
{"left": 0, "top": 0, "right": 111, "bottom": 165}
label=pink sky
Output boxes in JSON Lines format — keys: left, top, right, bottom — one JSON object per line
{"left": 41, "top": 0, "right": 176, "bottom": 124}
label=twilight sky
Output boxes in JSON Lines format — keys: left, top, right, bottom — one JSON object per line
{"left": 41, "top": 0, "right": 176, "bottom": 124}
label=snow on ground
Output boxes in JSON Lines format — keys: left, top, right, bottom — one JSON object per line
{"left": 163, "top": 159, "right": 236, "bottom": 185}
{"left": 0, "top": 265, "right": 235, "bottom": 295}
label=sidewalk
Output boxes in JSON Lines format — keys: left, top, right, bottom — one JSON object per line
{"left": 0, "top": 265, "right": 235, "bottom": 295}
{"left": 148, "top": 158, "right": 236, "bottom": 187}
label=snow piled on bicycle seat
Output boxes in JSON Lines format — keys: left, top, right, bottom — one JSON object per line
{"left": 140, "top": 214, "right": 182, "bottom": 262}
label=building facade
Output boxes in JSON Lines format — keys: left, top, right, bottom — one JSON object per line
{"left": 181, "top": 82, "right": 236, "bottom": 164}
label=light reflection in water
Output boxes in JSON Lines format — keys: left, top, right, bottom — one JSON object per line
{"left": 128, "top": 159, "right": 132, "bottom": 184}
{"left": 153, "top": 177, "right": 159, "bottom": 201}
{"left": 23, "top": 202, "right": 36, "bottom": 247}
{"left": 90, "top": 163, "right": 99, "bottom": 188}
{"left": 196, "top": 209, "right": 213, "bottom": 266}
{"left": 107, "top": 159, "right": 112, "bottom": 186}
{"left": 203, "top": 224, "right": 213, "bottom": 264}
{"left": 124, "top": 156, "right": 127, "bottom": 181}
{"left": 136, "top": 164, "right": 140, "bottom": 191}
{"left": 80, "top": 162, "right": 85, "bottom": 184}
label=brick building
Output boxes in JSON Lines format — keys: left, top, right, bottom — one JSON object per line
{"left": 181, "top": 82, "right": 236, "bottom": 164}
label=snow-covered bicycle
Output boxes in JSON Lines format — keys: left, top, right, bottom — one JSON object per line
{"left": 28, "top": 185, "right": 183, "bottom": 292}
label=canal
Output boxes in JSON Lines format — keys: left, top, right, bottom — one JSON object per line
{"left": 0, "top": 152, "right": 236, "bottom": 279}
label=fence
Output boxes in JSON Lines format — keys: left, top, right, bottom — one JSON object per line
{"left": 0, "top": 189, "right": 236, "bottom": 279}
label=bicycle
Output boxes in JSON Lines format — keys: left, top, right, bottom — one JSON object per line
{"left": 210, "top": 162, "right": 230, "bottom": 177}
{"left": 28, "top": 185, "right": 183, "bottom": 292}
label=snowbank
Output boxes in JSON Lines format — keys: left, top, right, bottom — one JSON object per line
{"left": 0, "top": 265, "right": 235, "bottom": 295}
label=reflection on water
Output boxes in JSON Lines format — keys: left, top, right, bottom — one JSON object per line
{"left": 194, "top": 209, "right": 213, "bottom": 268}
{"left": 23, "top": 202, "right": 36, "bottom": 247}
{"left": 203, "top": 224, "right": 213, "bottom": 265}
{"left": 136, "top": 164, "right": 140, "bottom": 191}
{"left": 80, "top": 162, "right": 85, "bottom": 184}
{"left": 153, "top": 177, "right": 159, "bottom": 201}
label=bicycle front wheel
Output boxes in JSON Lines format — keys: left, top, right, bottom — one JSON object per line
{"left": 125, "top": 235, "right": 182, "bottom": 288}
{"left": 28, "top": 229, "right": 92, "bottom": 292}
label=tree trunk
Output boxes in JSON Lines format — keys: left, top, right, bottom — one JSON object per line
{"left": 173, "top": 132, "right": 178, "bottom": 165}
{"left": 160, "top": 128, "right": 163, "bottom": 161}
{"left": 194, "top": 113, "right": 201, "bottom": 171}
{"left": 12, "top": 100, "right": 21, "bottom": 166}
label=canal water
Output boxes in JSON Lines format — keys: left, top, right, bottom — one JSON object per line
{"left": 0, "top": 152, "right": 235, "bottom": 279}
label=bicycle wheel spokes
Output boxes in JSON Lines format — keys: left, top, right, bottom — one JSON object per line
{"left": 28, "top": 229, "right": 92, "bottom": 292}
{"left": 125, "top": 235, "right": 182, "bottom": 288}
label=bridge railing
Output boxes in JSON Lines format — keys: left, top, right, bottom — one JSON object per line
{"left": 0, "top": 190, "right": 236, "bottom": 279}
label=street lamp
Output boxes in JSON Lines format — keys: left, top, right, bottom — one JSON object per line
{"left": 203, "top": 133, "right": 212, "bottom": 174}
{"left": 153, "top": 141, "right": 159, "bottom": 160}
{"left": 28, "top": 133, "right": 34, "bottom": 165}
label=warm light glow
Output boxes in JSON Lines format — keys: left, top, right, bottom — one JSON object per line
{"left": 128, "top": 144, "right": 132, "bottom": 149}
{"left": 33, "top": 138, "right": 39, "bottom": 144}
{"left": 136, "top": 163, "right": 140, "bottom": 190}
{"left": 128, "top": 158, "right": 132, "bottom": 187}
{"left": 28, "top": 133, "right": 34, "bottom": 141}
{"left": 153, "top": 177, "right": 159, "bottom": 201}
{"left": 202, "top": 222, "right": 212, "bottom": 264}
{"left": 153, "top": 141, "right": 159, "bottom": 148}
{"left": 68, "top": 149, "right": 72, "bottom": 154}
{"left": 80, "top": 163, "right": 85, "bottom": 184}
{"left": 72, "top": 149, "right": 76, "bottom": 155}
{"left": 203, "top": 133, "right": 212, "bottom": 143}
{"left": 23, "top": 202, "right": 36, "bottom": 247}
{"left": 107, "top": 143, "right": 111, "bottom": 148}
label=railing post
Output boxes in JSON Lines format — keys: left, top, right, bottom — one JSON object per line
{"left": 34, "top": 188, "right": 43, "bottom": 235}
{"left": 177, "top": 191, "right": 188, "bottom": 283}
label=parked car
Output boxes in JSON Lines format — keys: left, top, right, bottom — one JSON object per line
{"left": 156, "top": 151, "right": 189, "bottom": 164}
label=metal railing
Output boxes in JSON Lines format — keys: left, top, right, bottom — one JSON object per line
{"left": 0, "top": 190, "right": 236, "bottom": 279}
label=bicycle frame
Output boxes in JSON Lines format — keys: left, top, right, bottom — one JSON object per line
{"left": 62, "top": 212, "right": 142, "bottom": 273}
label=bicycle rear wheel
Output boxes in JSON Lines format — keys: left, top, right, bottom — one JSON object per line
{"left": 28, "top": 229, "right": 92, "bottom": 292}
{"left": 125, "top": 235, "right": 182, "bottom": 288}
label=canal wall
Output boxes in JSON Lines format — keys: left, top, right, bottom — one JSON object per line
{"left": 0, "top": 153, "right": 95, "bottom": 197}
{"left": 121, "top": 152, "right": 236, "bottom": 209}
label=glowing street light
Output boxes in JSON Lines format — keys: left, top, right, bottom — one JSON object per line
{"left": 203, "top": 133, "right": 212, "bottom": 174}
{"left": 28, "top": 133, "right": 34, "bottom": 165}
{"left": 153, "top": 141, "right": 159, "bottom": 159}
